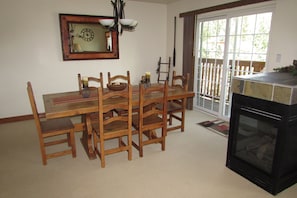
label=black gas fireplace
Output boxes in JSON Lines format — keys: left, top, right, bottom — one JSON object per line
{"left": 226, "top": 93, "right": 297, "bottom": 195}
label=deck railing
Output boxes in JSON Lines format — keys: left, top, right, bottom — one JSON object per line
{"left": 199, "top": 58, "right": 265, "bottom": 100}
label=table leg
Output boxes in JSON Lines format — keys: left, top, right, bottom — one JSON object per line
{"left": 80, "top": 113, "right": 97, "bottom": 159}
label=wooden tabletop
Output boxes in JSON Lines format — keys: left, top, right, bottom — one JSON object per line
{"left": 43, "top": 85, "right": 195, "bottom": 119}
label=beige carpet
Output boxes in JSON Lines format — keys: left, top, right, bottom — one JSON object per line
{"left": 0, "top": 110, "right": 296, "bottom": 198}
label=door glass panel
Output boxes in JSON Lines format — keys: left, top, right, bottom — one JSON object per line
{"left": 196, "top": 19, "right": 227, "bottom": 115}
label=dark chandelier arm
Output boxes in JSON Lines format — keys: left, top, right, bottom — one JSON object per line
{"left": 119, "top": 0, "right": 125, "bottom": 19}
{"left": 111, "top": 1, "right": 118, "bottom": 25}
{"left": 108, "top": 0, "right": 119, "bottom": 33}
{"left": 119, "top": 0, "right": 125, "bottom": 34}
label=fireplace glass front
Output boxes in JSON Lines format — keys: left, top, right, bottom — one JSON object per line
{"left": 235, "top": 112, "right": 278, "bottom": 174}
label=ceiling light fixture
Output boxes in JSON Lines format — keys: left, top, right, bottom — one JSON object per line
{"left": 99, "top": 0, "right": 137, "bottom": 34}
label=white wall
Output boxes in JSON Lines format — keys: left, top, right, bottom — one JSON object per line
{"left": 0, "top": 0, "right": 167, "bottom": 118}
{"left": 266, "top": 0, "right": 297, "bottom": 70}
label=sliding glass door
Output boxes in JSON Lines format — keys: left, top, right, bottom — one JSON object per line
{"left": 194, "top": 10, "right": 272, "bottom": 120}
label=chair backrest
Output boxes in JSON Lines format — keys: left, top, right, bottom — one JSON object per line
{"left": 108, "top": 71, "right": 130, "bottom": 85}
{"left": 27, "top": 82, "right": 42, "bottom": 134}
{"left": 78, "top": 73, "right": 103, "bottom": 92}
{"left": 138, "top": 81, "right": 168, "bottom": 129}
{"left": 171, "top": 71, "right": 190, "bottom": 91}
{"left": 97, "top": 83, "right": 132, "bottom": 134}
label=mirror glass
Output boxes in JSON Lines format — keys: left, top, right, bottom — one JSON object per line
{"left": 59, "top": 14, "right": 119, "bottom": 60}
{"left": 69, "top": 23, "right": 112, "bottom": 52}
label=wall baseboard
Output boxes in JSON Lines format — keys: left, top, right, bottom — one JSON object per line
{"left": 0, "top": 113, "right": 45, "bottom": 124}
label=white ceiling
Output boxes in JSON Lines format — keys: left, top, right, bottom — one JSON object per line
{"left": 129, "top": 0, "right": 179, "bottom": 4}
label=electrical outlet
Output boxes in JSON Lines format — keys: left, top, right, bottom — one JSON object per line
{"left": 293, "top": 60, "right": 297, "bottom": 66}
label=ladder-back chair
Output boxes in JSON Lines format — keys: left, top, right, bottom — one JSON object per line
{"left": 132, "top": 82, "right": 168, "bottom": 157}
{"left": 78, "top": 73, "right": 103, "bottom": 93}
{"left": 92, "top": 84, "right": 133, "bottom": 168}
{"left": 78, "top": 73, "right": 113, "bottom": 121}
{"left": 166, "top": 71, "right": 190, "bottom": 132}
{"left": 107, "top": 71, "right": 134, "bottom": 115}
{"left": 27, "top": 82, "right": 76, "bottom": 165}
{"left": 107, "top": 71, "right": 130, "bottom": 85}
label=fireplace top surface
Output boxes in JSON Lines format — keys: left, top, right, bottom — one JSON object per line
{"left": 232, "top": 72, "right": 297, "bottom": 105}
{"left": 237, "top": 72, "right": 297, "bottom": 86}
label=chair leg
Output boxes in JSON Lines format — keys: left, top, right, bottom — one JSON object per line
{"left": 93, "top": 131, "right": 97, "bottom": 152}
{"left": 139, "top": 130, "right": 144, "bottom": 157}
{"left": 162, "top": 128, "right": 166, "bottom": 151}
{"left": 67, "top": 133, "right": 71, "bottom": 146}
{"left": 93, "top": 131, "right": 105, "bottom": 167}
{"left": 128, "top": 134, "right": 132, "bottom": 161}
{"left": 118, "top": 137, "right": 122, "bottom": 147}
{"left": 39, "top": 140, "right": 47, "bottom": 165}
{"left": 100, "top": 139, "right": 105, "bottom": 168}
{"left": 169, "top": 113, "right": 173, "bottom": 125}
{"left": 70, "top": 130, "right": 76, "bottom": 158}
{"left": 181, "top": 111, "right": 185, "bottom": 132}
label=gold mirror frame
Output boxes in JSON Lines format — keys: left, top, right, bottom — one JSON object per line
{"left": 59, "top": 14, "right": 119, "bottom": 60}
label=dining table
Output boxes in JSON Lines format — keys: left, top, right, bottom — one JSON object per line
{"left": 43, "top": 84, "right": 195, "bottom": 160}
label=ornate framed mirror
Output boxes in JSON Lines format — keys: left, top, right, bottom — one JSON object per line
{"left": 59, "top": 14, "right": 119, "bottom": 60}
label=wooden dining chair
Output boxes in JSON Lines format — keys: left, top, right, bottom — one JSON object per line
{"left": 78, "top": 73, "right": 103, "bottom": 93}
{"left": 107, "top": 70, "right": 131, "bottom": 85}
{"left": 92, "top": 84, "right": 133, "bottom": 168}
{"left": 27, "top": 82, "right": 76, "bottom": 165}
{"left": 132, "top": 82, "right": 168, "bottom": 157}
{"left": 78, "top": 73, "right": 113, "bottom": 120}
{"left": 107, "top": 71, "right": 134, "bottom": 115}
{"left": 165, "top": 71, "right": 190, "bottom": 132}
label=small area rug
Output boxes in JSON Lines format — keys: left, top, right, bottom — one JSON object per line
{"left": 198, "top": 119, "right": 229, "bottom": 137}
